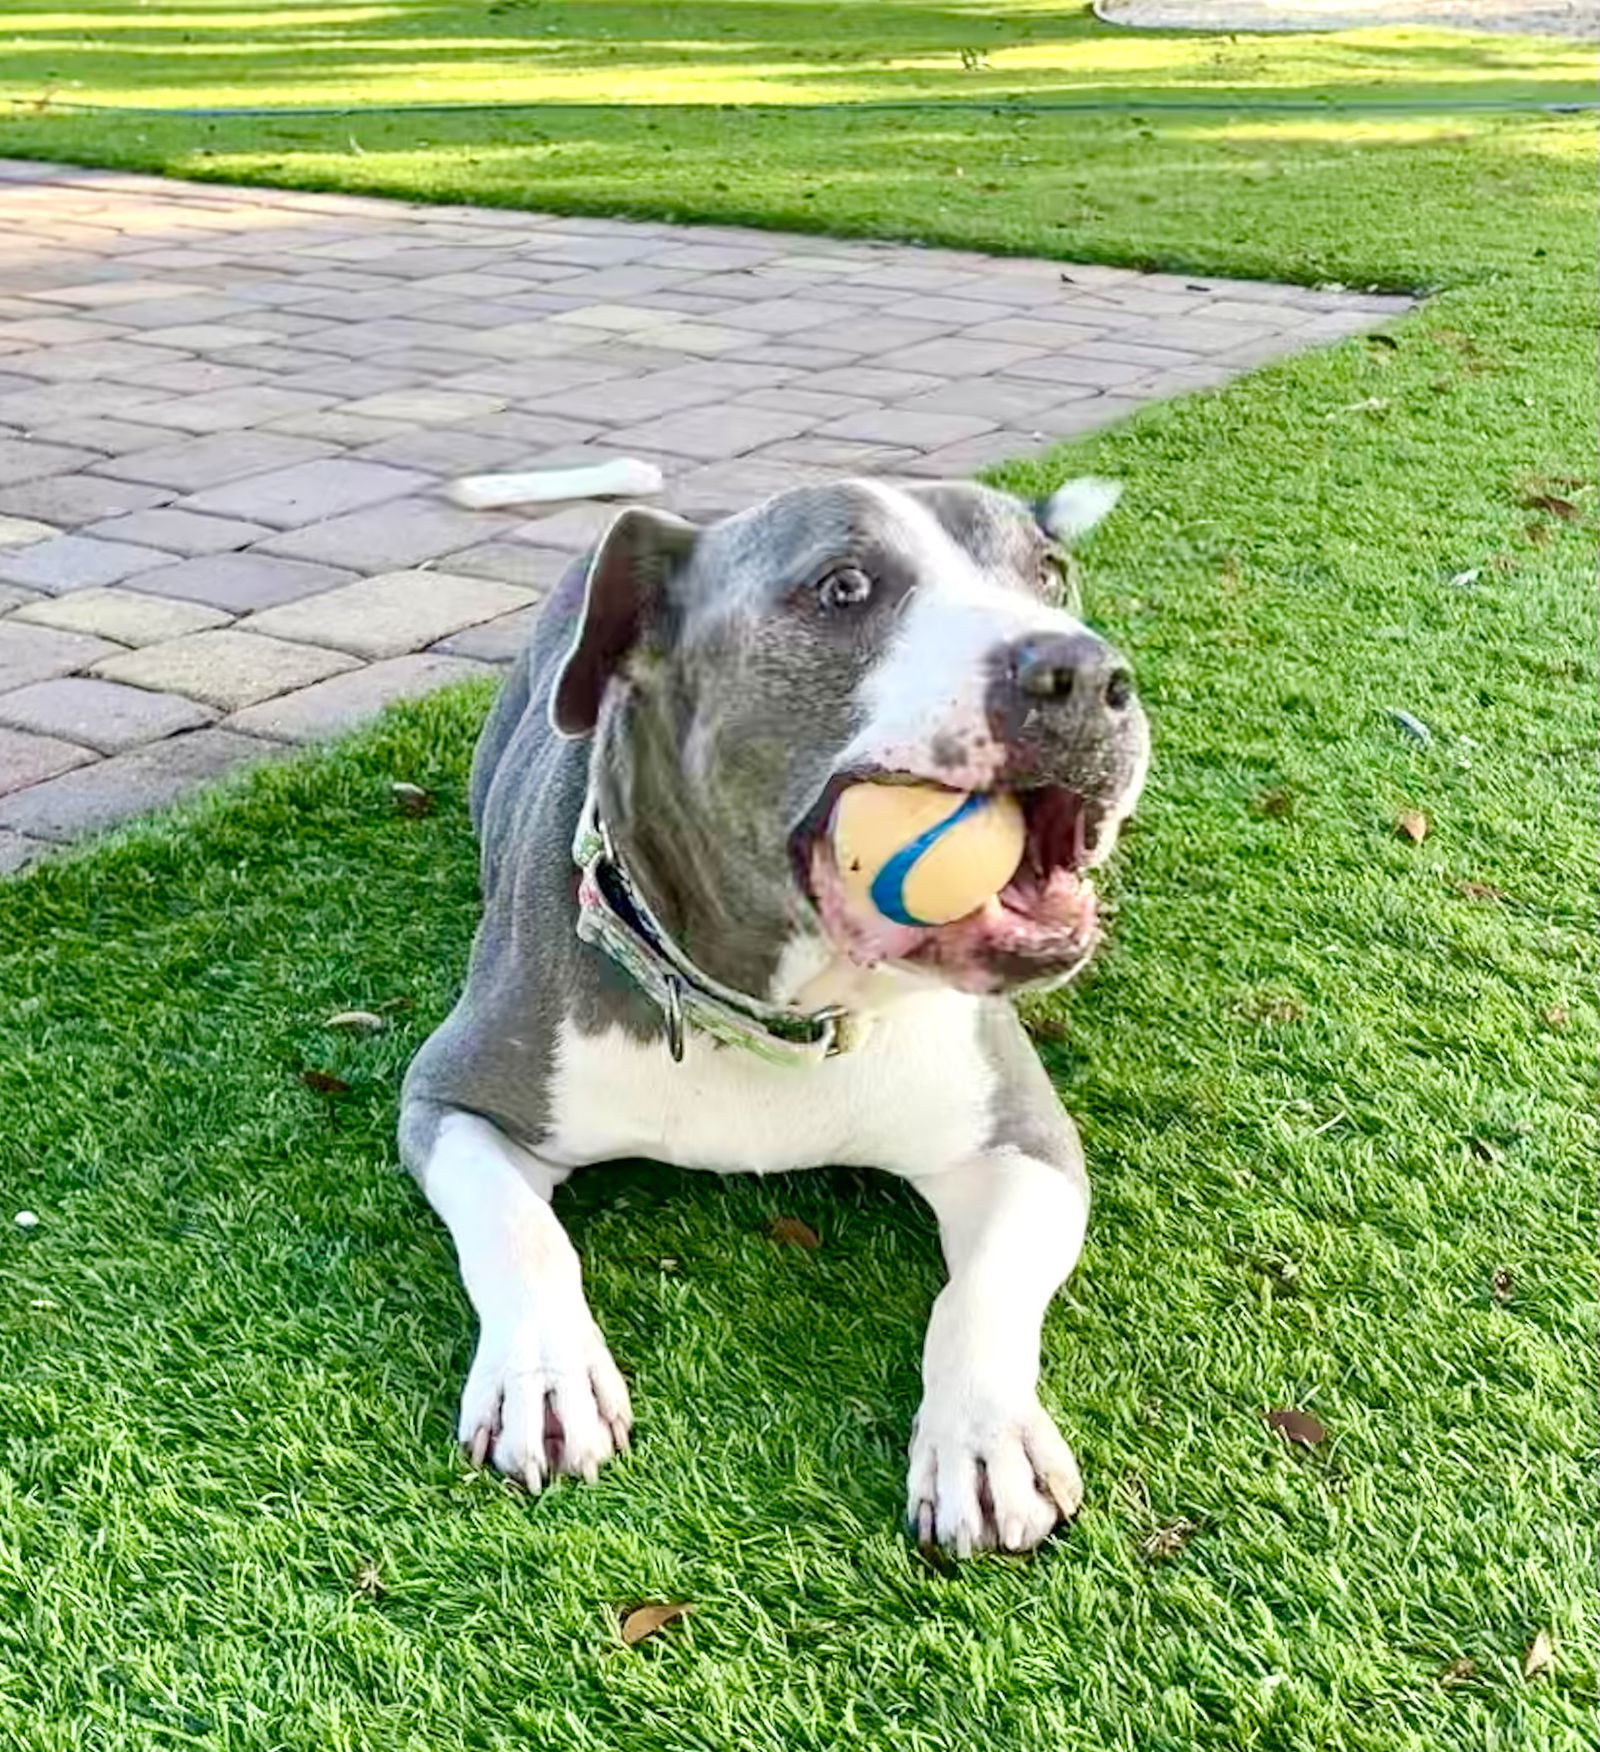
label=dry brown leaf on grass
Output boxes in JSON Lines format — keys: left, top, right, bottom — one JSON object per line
{"left": 1395, "top": 810, "right": 1429, "bottom": 844}
{"left": 1453, "top": 878, "right": 1505, "bottom": 902}
{"left": 300, "top": 1069, "right": 352, "bottom": 1095}
{"left": 1491, "top": 1267, "right": 1515, "bottom": 1302}
{"left": 1023, "top": 1008, "right": 1070, "bottom": 1044}
{"left": 1256, "top": 1256, "right": 1303, "bottom": 1298}
{"left": 1520, "top": 493, "right": 1582, "bottom": 521}
{"left": 1522, "top": 1627, "right": 1555, "bottom": 1681}
{"left": 766, "top": 1216, "right": 821, "bottom": 1249}
{"left": 1265, "top": 1407, "right": 1328, "bottom": 1446}
{"left": 914, "top": 1542, "right": 961, "bottom": 1576}
{"left": 391, "top": 781, "right": 435, "bottom": 817}
{"left": 1139, "top": 1518, "right": 1200, "bottom": 1562}
{"left": 1544, "top": 1004, "right": 1570, "bottom": 1029}
{"left": 1432, "top": 327, "right": 1499, "bottom": 374}
{"left": 1237, "top": 993, "right": 1305, "bottom": 1026}
{"left": 1437, "top": 1656, "right": 1478, "bottom": 1686}
{"left": 620, "top": 1602, "right": 693, "bottom": 1646}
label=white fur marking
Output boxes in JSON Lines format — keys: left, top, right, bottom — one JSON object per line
{"left": 836, "top": 484, "right": 1088, "bottom": 791}
{"left": 907, "top": 1146, "right": 1089, "bottom": 1553}
{"left": 769, "top": 931, "right": 942, "bottom": 1016}
{"left": 545, "top": 988, "right": 992, "bottom": 1177}
{"left": 422, "top": 1112, "right": 631, "bottom": 1490}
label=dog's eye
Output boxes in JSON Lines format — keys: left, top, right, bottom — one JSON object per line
{"left": 816, "top": 565, "right": 873, "bottom": 611}
{"left": 1039, "top": 547, "right": 1077, "bottom": 609}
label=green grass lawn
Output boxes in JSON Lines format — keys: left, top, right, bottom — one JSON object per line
{"left": 0, "top": 0, "right": 1594, "bottom": 287}
{"left": 0, "top": 5, "right": 1596, "bottom": 1750}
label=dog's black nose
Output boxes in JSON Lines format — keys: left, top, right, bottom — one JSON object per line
{"left": 1010, "top": 631, "right": 1134, "bottom": 714}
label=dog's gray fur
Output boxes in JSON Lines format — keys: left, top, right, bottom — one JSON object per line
{"left": 399, "top": 475, "right": 1148, "bottom": 1555}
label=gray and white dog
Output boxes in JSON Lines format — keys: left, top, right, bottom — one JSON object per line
{"left": 400, "top": 475, "right": 1149, "bottom": 1556}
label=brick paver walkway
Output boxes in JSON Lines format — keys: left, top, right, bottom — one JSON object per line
{"left": 0, "top": 160, "right": 1410, "bottom": 872}
{"left": 1099, "top": 0, "right": 1597, "bottom": 34}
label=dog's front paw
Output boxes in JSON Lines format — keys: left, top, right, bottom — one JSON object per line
{"left": 906, "top": 1392, "right": 1082, "bottom": 1556}
{"left": 459, "top": 1307, "right": 632, "bottom": 1493}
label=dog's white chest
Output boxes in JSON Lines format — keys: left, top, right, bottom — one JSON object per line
{"left": 544, "top": 989, "right": 994, "bottom": 1176}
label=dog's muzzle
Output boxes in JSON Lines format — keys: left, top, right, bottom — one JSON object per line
{"left": 795, "top": 627, "right": 1148, "bottom": 997}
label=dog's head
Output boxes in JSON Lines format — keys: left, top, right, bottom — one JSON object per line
{"left": 552, "top": 477, "right": 1148, "bottom": 1002}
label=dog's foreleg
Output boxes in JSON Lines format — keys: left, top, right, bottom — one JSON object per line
{"left": 905, "top": 1142, "right": 1088, "bottom": 1555}
{"left": 418, "top": 1109, "right": 631, "bottom": 1491}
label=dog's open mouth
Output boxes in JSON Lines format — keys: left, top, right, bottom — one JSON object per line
{"left": 794, "top": 778, "right": 1101, "bottom": 993}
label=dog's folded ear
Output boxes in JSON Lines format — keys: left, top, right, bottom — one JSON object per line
{"left": 550, "top": 505, "right": 698, "bottom": 738}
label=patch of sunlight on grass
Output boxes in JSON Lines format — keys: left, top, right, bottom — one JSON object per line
{"left": 1212, "top": 115, "right": 1532, "bottom": 144}
{"left": 3, "top": 1, "right": 1589, "bottom": 110}
{"left": 924, "top": 28, "right": 1593, "bottom": 81}
{"left": 1515, "top": 123, "right": 1600, "bottom": 159}
{"left": 32, "top": 67, "right": 916, "bottom": 112}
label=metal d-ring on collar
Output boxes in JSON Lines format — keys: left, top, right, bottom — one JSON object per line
{"left": 661, "top": 973, "right": 685, "bottom": 1064}
{"left": 572, "top": 796, "right": 853, "bottom": 1066}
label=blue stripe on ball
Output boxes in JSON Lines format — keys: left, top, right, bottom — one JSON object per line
{"left": 869, "top": 790, "right": 989, "bottom": 927}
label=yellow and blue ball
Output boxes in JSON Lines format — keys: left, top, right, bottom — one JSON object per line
{"left": 832, "top": 781, "right": 1026, "bottom": 927}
